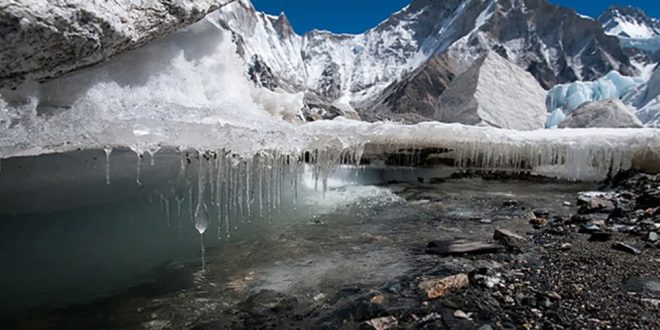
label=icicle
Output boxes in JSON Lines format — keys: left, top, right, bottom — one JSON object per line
{"left": 103, "top": 146, "right": 112, "bottom": 185}
{"left": 194, "top": 152, "right": 209, "bottom": 235}
{"left": 136, "top": 152, "right": 143, "bottom": 186}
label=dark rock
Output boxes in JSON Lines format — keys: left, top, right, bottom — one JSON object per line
{"left": 612, "top": 242, "right": 642, "bottom": 255}
{"left": 589, "top": 232, "right": 613, "bottom": 242}
{"left": 493, "top": 229, "right": 525, "bottom": 251}
{"left": 426, "top": 239, "right": 503, "bottom": 256}
{"left": 577, "top": 192, "right": 615, "bottom": 214}
{"left": 570, "top": 214, "right": 592, "bottom": 224}
{"left": 623, "top": 276, "right": 660, "bottom": 297}
{"left": 638, "top": 189, "right": 660, "bottom": 209}
{"left": 533, "top": 209, "right": 551, "bottom": 218}
{"left": 579, "top": 223, "right": 602, "bottom": 234}
{"left": 503, "top": 200, "right": 519, "bottom": 207}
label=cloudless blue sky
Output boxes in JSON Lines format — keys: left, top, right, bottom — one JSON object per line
{"left": 251, "top": 0, "right": 660, "bottom": 34}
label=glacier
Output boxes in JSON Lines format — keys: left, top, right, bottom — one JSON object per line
{"left": 545, "top": 71, "right": 646, "bottom": 127}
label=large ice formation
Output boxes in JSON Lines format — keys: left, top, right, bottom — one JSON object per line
{"left": 434, "top": 52, "right": 547, "bottom": 131}
{"left": 546, "top": 71, "right": 645, "bottom": 115}
{"left": 624, "top": 65, "right": 660, "bottom": 127}
{"left": 558, "top": 99, "right": 643, "bottom": 128}
{"left": 0, "top": 0, "right": 236, "bottom": 88}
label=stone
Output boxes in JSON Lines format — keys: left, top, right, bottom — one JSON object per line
{"left": 579, "top": 223, "right": 602, "bottom": 234}
{"left": 365, "top": 316, "right": 398, "bottom": 330}
{"left": 577, "top": 192, "right": 615, "bottom": 214}
{"left": 612, "top": 242, "right": 642, "bottom": 255}
{"left": 369, "top": 295, "right": 385, "bottom": 305}
{"left": 589, "top": 232, "right": 613, "bottom": 242}
{"left": 419, "top": 274, "right": 470, "bottom": 299}
{"left": 0, "top": 0, "right": 234, "bottom": 88}
{"left": 533, "top": 209, "right": 551, "bottom": 218}
{"left": 426, "top": 239, "right": 503, "bottom": 256}
{"left": 529, "top": 218, "right": 548, "bottom": 226}
{"left": 623, "top": 276, "right": 660, "bottom": 296}
{"left": 453, "top": 310, "right": 471, "bottom": 319}
{"left": 649, "top": 232, "right": 659, "bottom": 242}
{"left": 558, "top": 99, "right": 643, "bottom": 129}
{"left": 493, "top": 229, "right": 525, "bottom": 251}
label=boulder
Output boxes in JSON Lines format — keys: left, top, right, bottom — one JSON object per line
{"left": 434, "top": 52, "right": 547, "bottom": 131}
{"left": 558, "top": 99, "right": 643, "bottom": 128}
{"left": 0, "top": 0, "right": 234, "bottom": 88}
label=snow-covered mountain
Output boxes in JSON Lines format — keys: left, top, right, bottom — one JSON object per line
{"left": 598, "top": 6, "right": 660, "bottom": 39}
{"left": 213, "top": 0, "right": 637, "bottom": 122}
{"left": 598, "top": 5, "right": 660, "bottom": 65}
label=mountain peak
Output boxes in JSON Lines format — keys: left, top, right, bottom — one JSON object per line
{"left": 598, "top": 5, "right": 660, "bottom": 39}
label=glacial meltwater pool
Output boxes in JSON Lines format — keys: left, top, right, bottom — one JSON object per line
{"left": 0, "top": 155, "right": 595, "bottom": 328}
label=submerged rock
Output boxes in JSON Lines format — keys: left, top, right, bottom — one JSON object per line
{"left": 425, "top": 239, "right": 503, "bottom": 256}
{"left": 419, "top": 274, "right": 469, "bottom": 299}
{"left": 493, "top": 229, "right": 525, "bottom": 251}
{"left": 0, "top": 0, "right": 232, "bottom": 87}
{"left": 434, "top": 52, "right": 547, "bottom": 131}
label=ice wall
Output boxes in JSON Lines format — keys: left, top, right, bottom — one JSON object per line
{"left": 545, "top": 71, "right": 645, "bottom": 127}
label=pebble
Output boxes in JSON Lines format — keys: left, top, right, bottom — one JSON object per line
{"left": 648, "top": 232, "right": 658, "bottom": 242}
{"left": 365, "top": 316, "right": 398, "bottom": 330}
{"left": 453, "top": 310, "right": 471, "bottom": 319}
{"left": 579, "top": 223, "right": 602, "bottom": 234}
{"left": 559, "top": 243, "right": 572, "bottom": 250}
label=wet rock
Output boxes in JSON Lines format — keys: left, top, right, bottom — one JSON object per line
{"left": 612, "top": 242, "right": 642, "bottom": 255}
{"left": 579, "top": 223, "right": 602, "bottom": 234}
{"left": 577, "top": 192, "right": 615, "bottom": 214}
{"left": 529, "top": 217, "right": 548, "bottom": 227}
{"left": 364, "top": 316, "right": 398, "bottom": 330}
{"left": 419, "top": 274, "right": 469, "bottom": 299}
{"left": 623, "top": 276, "right": 660, "bottom": 297}
{"left": 589, "top": 232, "right": 613, "bottom": 242}
{"left": 426, "top": 239, "right": 503, "bottom": 256}
{"left": 493, "top": 229, "right": 525, "bottom": 251}
{"left": 469, "top": 268, "right": 502, "bottom": 288}
{"left": 370, "top": 295, "right": 385, "bottom": 305}
{"left": 533, "top": 209, "right": 550, "bottom": 218}
{"left": 638, "top": 189, "right": 660, "bottom": 209}
{"left": 503, "top": 200, "right": 519, "bottom": 207}
{"left": 453, "top": 309, "right": 471, "bottom": 319}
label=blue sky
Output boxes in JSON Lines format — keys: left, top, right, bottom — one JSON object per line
{"left": 251, "top": 0, "right": 660, "bottom": 34}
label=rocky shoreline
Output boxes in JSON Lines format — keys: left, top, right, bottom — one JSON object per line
{"left": 200, "top": 172, "right": 659, "bottom": 329}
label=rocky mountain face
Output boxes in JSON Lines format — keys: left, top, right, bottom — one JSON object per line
{"left": 213, "top": 0, "right": 637, "bottom": 123}
{"left": 0, "top": 0, "right": 234, "bottom": 89}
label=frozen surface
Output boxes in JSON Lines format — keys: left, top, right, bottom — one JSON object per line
{"left": 546, "top": 71, "right": 645, "bottom": 115}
